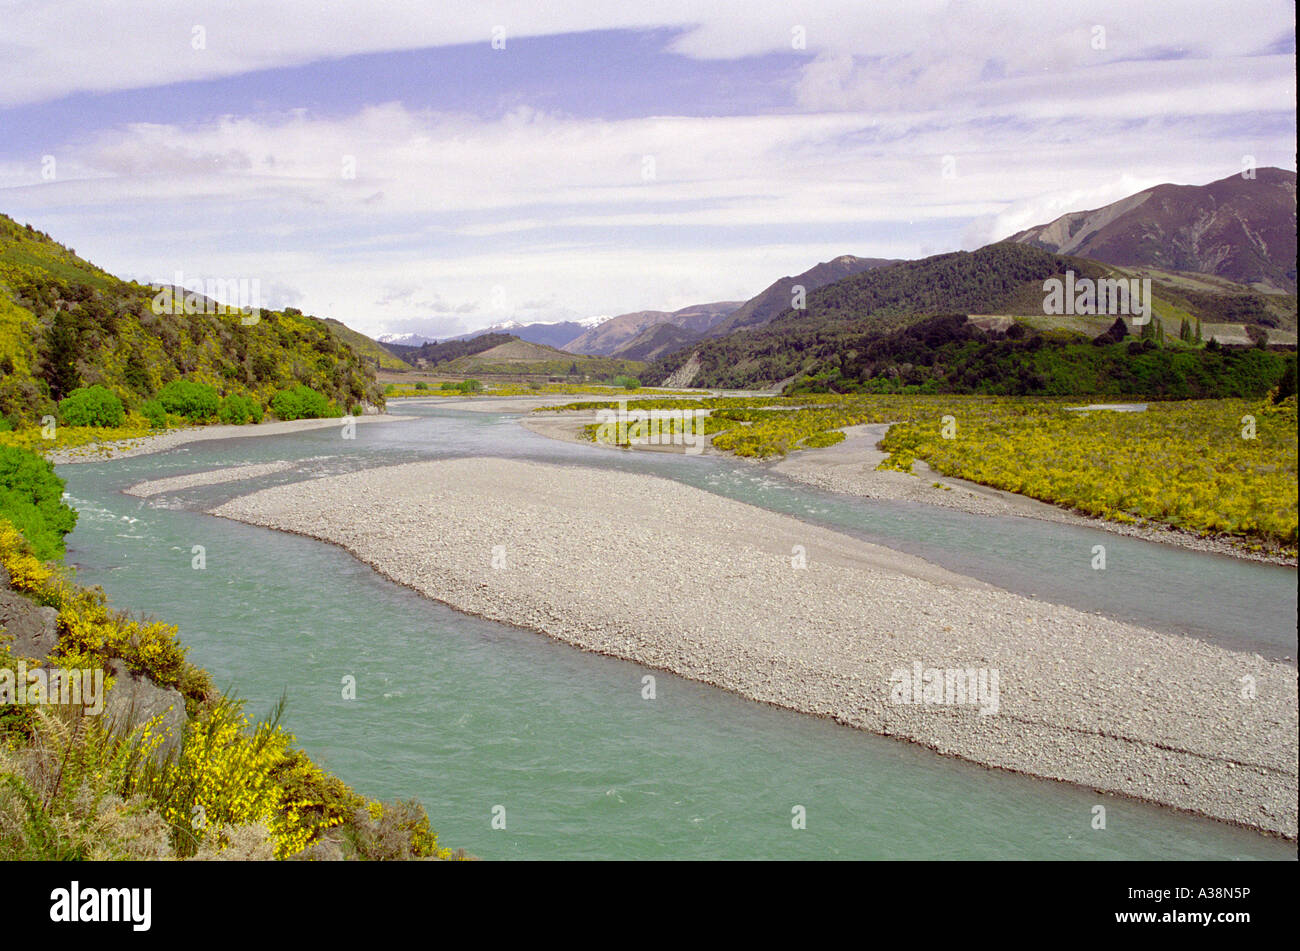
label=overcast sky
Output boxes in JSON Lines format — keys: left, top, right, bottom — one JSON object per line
{"left": 0, "top": 1, "right": 1294, "bottom": 338}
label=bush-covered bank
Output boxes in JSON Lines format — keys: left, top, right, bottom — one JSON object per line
{"left": 0, "top": 380, "right": 348, "bottom": 459}
{"left": 786, "top": 314, "right": 1297, "bottom": 399}
{"left": 540, "top": 392, "right": 1298, "bottom": 553}
{"left": 0, "top": 445, "right": 77, "bottom": 560}
{"left": 0, "top": 446, "right": 462, "bottom": 860}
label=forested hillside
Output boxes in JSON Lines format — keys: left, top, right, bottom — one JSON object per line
{"left": 0, "top": 214, "right": 385, "bottom": 427}
{"left": 645, "top": 244, "right": 1108, "bottom": 387}
{"left": 646, "top": 243, "right": 1297, "bottom": 390}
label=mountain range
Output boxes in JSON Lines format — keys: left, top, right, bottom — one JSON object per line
{"left": 4, "top": 167, "right": 1293, "bottom": 407}
{"left": 561, "top": 301, "right": 743, "bottom": 356}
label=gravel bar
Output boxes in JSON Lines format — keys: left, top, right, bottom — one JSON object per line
{"left": 212, "top": 456, "right": 1298, "bottom": 838}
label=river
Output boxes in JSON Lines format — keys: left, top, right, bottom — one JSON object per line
{"left": 55, "top": 401, "right": 1297, "bottom": 859}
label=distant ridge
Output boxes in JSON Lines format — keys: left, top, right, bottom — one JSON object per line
{"left": 563, "top": 301, "right": 742, "bottom": 355}
{"left": 707, "top": 255, "right": 899, "bottom": 337}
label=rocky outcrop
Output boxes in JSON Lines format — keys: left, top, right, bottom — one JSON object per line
{"left": 3, "top": 569, "right": 187, "bottom": 754}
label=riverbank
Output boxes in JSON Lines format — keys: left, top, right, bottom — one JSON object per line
{"left": 47, "top": 414, "right": 418, "bottom": 465}
{"left": 524, "top": 411, "right": 1297, "bottom": 566}
{"left": 212, "top": 457, "right": 1299, "bottom": 839}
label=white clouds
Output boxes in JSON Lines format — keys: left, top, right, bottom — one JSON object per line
{"left": 1, "top": 0, "right": 1292, "bottom": 107}
{"left": 3, "top": 91, "right": 1293, "bottom": 333}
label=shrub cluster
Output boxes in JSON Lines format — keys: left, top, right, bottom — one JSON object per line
{"left": 270, "top": 384, "right": 339, "bottom": 420}
{"left": 0, "top": 447, "right": 77, "bottom": 560}
{"left": 157, "top": 380, "right": 220, "bottom": 421}
{"left": 140, "top": 399, "right": 167, "bottom": 429}
{"left": 218, "top": 393, "right": 264, "bottom": 425}
{"left": 57, "top": 385, "right": 124, "bottom": 427}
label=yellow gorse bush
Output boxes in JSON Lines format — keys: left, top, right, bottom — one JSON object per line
{"left": 548, "top": 393, "right": 1298, "bottom": 550}
{"left": 155, "top": 700, "right": 290, "bottom": 857}
{"left": 0, "top": 520, "right": 56, "bottom": 590}
{"left": 0, "top": 418, "right": 155, "bottom": 456}
{"left": 880, "top": 397, "right": 1297, "bottom": 547}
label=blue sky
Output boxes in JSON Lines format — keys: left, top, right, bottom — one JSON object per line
{"left": 0, "top": 1, "right": 1295, "bottom": 338}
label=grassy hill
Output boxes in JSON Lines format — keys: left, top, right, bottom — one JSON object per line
{"left": 1009, "top": 167, "right": 1298, "bottom": 294}
{"left": 441, "top": 338, "right": 644, "bottom": 380}
{"left": 645, "top": 244, "right": 1107, "bottom": 387}
{"left": 0, "top": 214, "right": 385, "bottom": 426}
{"left": 707, "top": 255, "right": 898, "bottom": 337}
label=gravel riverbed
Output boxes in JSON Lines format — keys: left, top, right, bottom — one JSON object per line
{"left": 125, "top": 461, "right": 298, "bottom": 497}
{"left": 212, "top": 456, "right": 1298, "bottom": 838}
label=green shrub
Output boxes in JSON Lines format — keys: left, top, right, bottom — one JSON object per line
{"left": 613, "top": 375, "right": 641, "bottom": 391}
{"left": 57, "top": 385, "right": 125, "bottom": 427}
{"left": 0, "top": 447, "right": 77, "bottom": 560}
{"left": 456, "top": 379, "right": 483, "bottom": 394}
{"left": 270, "top": 384, "right": 338, "bottom": 420}
{"left": 218, "top": 394, "right": 264, "bottom": 425}
{"left": 140, "top": 399, "right": 167, "bottom": 429}
{"left": 413, "top": 382, "right": 428, "bottom": 391}
{"left": 157, "top": 380, "right": 220, "bottom": 421}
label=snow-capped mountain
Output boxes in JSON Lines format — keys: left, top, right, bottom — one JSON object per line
{"left": 377, "top": 332, "right": 437, "bottom": 347}
{"left": 380, "top": 315, "right": 613, "bottom": 350}
{"left": 445, "top": 315, "right": 615, "bottom": 348}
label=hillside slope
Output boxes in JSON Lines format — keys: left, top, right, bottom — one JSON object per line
{"left": 322, "top": 318, "right": 409, "bottom": 371}
{"left": 707, "top": 254, "right": 899, "bottom": 337}
{"left": 0, "top": 214, "right": 384, "bottom": 424}
{"left": 644, "top": 244, "right": 1106, "bottom": 388}
{"left": 614, "top": 322, "right": 705, "bottom": 362}
{"left": 1008, "top": 167, "right": 1298, "bottom": 293}
{"left": 646, "top": 240, "right": 1296, "bottom": 389}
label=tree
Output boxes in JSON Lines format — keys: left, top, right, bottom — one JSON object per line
{"left": 1273, "top": 360, "right": 1296, "bottom": 403}
{"left": 1093, "top": 316, "right": 1128, "bottom": 346}
{"left": 42, "top": 312, "right": 80, "bottom": 400}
